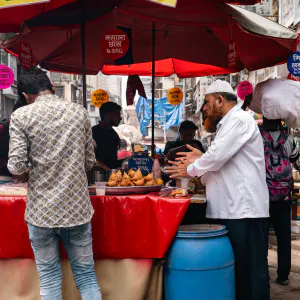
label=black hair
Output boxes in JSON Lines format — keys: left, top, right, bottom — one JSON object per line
{"left": 214, "top": 92, "right": 237, "bottom": 102}
{"left": 179, "top": 120, "right": 198, "bottom": 132}
{"left": 120, "top": 139, "right": 128, "bottom": 148}
{"left": 99, "top": 102, "right": 122, "bottom": 119}
{"left": 17, "top": 67, "right": 53, "bottom": 98}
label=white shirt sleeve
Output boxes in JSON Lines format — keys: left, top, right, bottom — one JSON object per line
{"left": 187, "top": 116, "right": 255, "bottom": 177}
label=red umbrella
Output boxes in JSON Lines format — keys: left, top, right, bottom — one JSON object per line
{"left": 0, "top": 0, "right": 76, "bottom": 33}
{"left": 1, "top": 0, "right": 296, "bottom": 153}
{"left": 0, "top": 0, "right": 260, "bottom": 33}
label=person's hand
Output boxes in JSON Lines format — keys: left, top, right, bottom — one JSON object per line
{"left": 176, "top": 144, "right": 203, "bottom": 165}
{"left": 165, "top": 160, "right": 190, "bottom": 178}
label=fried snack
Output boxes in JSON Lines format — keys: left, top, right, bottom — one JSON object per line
{"left": 120, "top": 178, "right": 133, "bottom": 187}
{"left": 134, "top": 145, "right": 144, "bottom": 152}
{"left": 106, "top": 180, "right": 118, "bottom": 187}
{"left": 128, "top": 169, "right": 136, "bottom": 178}
{"left": 144, "top": 172, "right": 154, "bottom": 182}
{"left": 133, "top": 178, "right": 145, "bottom": 186}
{"left": 132, "top": 168, "right": 143, "bottom": 181}
{"left": 145, "top": 180, "right": 155, "bottom": 186}
{"left": 171, "top": 188, "right": 188, "bottom": 197}
{"left": 116, "top": 170, "right": 123, "bottom": 181}
{"left": 108, "top": 172, "right": 118, "bottom": 182}
{"left": 123, "top": 172, "right": 130, "bottom": 180}
{"left": 155, "top": 178, "right": 164, "bottom": 185}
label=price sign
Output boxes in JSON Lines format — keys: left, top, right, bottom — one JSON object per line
{"left": 237, "top": 81, "right": 253, "bottom": 100}
{"left": 228, "top": 40, "right": 238, "bottom": 68}
{"left": 287, "top": 52, "right": 300, "bottom": 77}
{"left": 100, "top": 28, "right": 130, "bottom": 60}
{"left": 18, "top": 42, "right": 34, "bottom": 70}
{"left": 91, "top": 89, "right": 109, "bottom": 108}
{"left": 0, "top": 65, "right": 14, "bottom": 90}
{"left": 168, "top": 87, "right": 183, "bottom": 106}
{"left": 128, "top": 155, "right": 154, "bottom": 175}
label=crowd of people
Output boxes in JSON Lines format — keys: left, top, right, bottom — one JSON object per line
{"left": 0, "top": 68, "right": 299, "bottom": 300}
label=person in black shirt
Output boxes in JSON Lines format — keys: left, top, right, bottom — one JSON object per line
{"left": 92, "top": 102, "right": 122, "bottom": 170}
{"left": 164, "top": 120, "right": 205, "bottom": 156}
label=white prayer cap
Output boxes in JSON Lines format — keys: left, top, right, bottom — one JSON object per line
{"left": 205, "top": 79, "right": 235, "bottom": 95}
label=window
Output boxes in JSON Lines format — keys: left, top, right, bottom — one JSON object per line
{"left": 55, "top": 86, "right": 65, "bottom": 98}
{"left": 90, "top": 105, "right": 95, "bottom": 112}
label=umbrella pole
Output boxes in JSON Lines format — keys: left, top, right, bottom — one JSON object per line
{"left": 81, "top": 15, "right": 87, "bottom": 108}
{"left": 151, "top": 22, "right": 156, "bottom": 157}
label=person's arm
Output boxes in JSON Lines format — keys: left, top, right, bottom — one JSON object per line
{"left": 84, "top": 110, "right": 96, "bottom": 171}
{"left": 7, "top": 113, "right": 29, "bottom": 179}
{"left": 187, "top": 116, "right": 255, "bottom": 177}
{"left": 164, "top": 142, "right": 173, "bottom": 155}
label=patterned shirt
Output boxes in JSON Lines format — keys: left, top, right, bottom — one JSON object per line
{"left": 8, "top": 94, "right": 96, "bottom": 228}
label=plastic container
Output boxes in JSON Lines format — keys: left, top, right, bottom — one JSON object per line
{"left": 180, "top": 177, "right": 190, "bottom": 189}
{"left": 152, "top": 155, "right": 162, "bottom": 180}
{"left": 95, "top": 182, "right": 106, "bottom": 196}
{"left": 165, "top": 224, "right": 235, "bottom": 300}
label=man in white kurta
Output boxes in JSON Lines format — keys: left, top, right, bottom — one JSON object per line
{"left": 167, "top": 80, "right": 270, "bottom": 300}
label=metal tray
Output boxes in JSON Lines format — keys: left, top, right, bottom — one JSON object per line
{"left": 89, "top": 185, "right": 162, "bottom": 195}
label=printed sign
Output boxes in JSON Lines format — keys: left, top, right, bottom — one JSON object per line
{"left": 0, "top": 0, "right": 48, "bottom": 9}
{"left": 100, "top": 28, "right": 130, "bottom": 60}
{"left": 168, "top": 87, "right": 183, "bottom": 106}
{"left": 287, "top": 52, "right": 300, "bottom": 77}
{"left": 237, "top": 81, "right": 253, "bottom": 100}
{"left": 18, "top": 42, "right": 34, "bottom": 70}
{"left": 228, "top": 40, "right": 238, "bottom": 68}
{"left": 147, "top": 0, "right": 177, "bottom": 8}
{"left": 91, "top": 89, "right": 109, "bottom": 108}
{"left": 128, "top": 155, "right": 154, "bottom": 175}
{"left": 0, "top": 65, "right": 14, "bottom": 90}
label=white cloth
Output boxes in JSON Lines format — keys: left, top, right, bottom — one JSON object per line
{"left": 187, "top": 106, "right": 269, "bottom": 219}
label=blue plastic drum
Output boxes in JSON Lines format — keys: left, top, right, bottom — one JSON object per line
{"left": 164, "top": 224, "right": 235, "bottom": 300}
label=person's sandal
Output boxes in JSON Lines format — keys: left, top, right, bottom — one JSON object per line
{"left": 276, "top": 277, "right": 289, "bottom": 286}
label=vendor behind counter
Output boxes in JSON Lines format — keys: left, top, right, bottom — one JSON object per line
{"left": 164, "top": 120, "right": 205, "bottom": 156}
{"left": 92, "top": 102, "right": 122, "bottom": 170}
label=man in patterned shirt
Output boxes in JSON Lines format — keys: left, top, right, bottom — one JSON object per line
{"left": 8, "top": 68, "right": 101, "bottom": 300}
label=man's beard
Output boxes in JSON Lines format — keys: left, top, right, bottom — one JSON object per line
{"left": 203, "top": 103, "right": 222, "bottom": 133}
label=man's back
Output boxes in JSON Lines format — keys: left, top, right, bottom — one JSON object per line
{"left": 8, "top": 94, "right": 96, "bottom": 227}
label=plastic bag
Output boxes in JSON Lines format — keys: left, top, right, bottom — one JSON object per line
{"left": 249, "top": 79, "right": 300, "bottom": 128}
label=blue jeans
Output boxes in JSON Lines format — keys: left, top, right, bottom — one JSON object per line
{"left": 27, "top": 222, "right": 102, "bottom": 300}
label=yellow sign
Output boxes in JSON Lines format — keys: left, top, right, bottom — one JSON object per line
{"left": 168, "top": 87, "right": 183, "bottom": 106}
{"left": 91, "top": 89, "right": 109, "bottom": 108}
{"left": 148, "top": 0, "right": 177, "bottom": 8}
{"left": 0, "top": 0, "right": 49, "bottom": 9}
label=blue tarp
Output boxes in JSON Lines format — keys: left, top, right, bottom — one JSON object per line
{"left": 136, "top": 96, "right": 183, "bottom": 136}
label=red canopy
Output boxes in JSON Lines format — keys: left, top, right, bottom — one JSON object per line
{"left": 102, "top": 59, "right": 234, "bottom": 78}
{"left": 0, "top": 0, "right": 76, "bottom": 33}
{"left": 3, "top": 0, "right": 297, "bottom": 77}
{"left": 0, "top": 0, "right": 260, "bottom": 33}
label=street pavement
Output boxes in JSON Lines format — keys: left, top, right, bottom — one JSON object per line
{"left": 269, "top": 248, "right": 300, "bottom": 299}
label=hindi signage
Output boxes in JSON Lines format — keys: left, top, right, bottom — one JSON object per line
{"left": 168, "top": 87, "right": 183, "bottom": 106}
{"left": 91, "top": 89, "right": 109, "bottom": 108}
{"left": 18, "top": 42, "right": 34, "bottom": 70}
{"left": 100, "top": 28, "right": 130, "bottom": 60}
{"left": 237, "top": 81, "right": 253, "bottom": 100}
{"left": 287, "top": 52, "right": 300, "bottom": 77}
{"left": 128, "top": 154, "right": 154, "bottom": 175}
{"left": 0, "top": 65, "right": 14, "bottom": 90}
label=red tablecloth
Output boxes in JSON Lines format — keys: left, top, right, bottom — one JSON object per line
{"left": 0, "top": 194, "right": 189, "bottom": 259}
